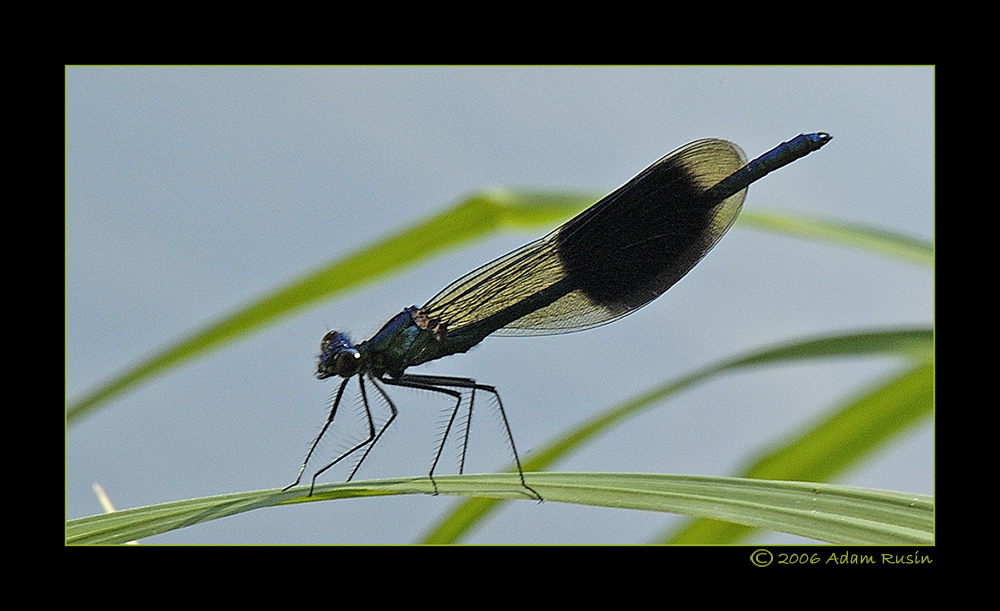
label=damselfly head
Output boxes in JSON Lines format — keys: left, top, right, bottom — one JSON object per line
{"left": 317, "top": 331, "right": 362, "bottom": 379}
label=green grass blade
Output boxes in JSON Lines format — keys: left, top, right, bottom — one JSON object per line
{"left": 66, "top": 473, "right": 932, "bottom": 545}
{"left": 68, "top": 193, "right": 932, "bottom": 544}
{"left": 67, "top": 330, "right": 932, "bottom": 545}
{"left": 67, "top": 201, "right": 931, "bottom": 425}
{"left": 67, "top": 201, "right": 930, "bottom": 426}
{"left": 664, "top": 361, "right": 934, "bottom": 543}
{"left": 420, "top": 328, "right": 933, "bottom": 543}
{"left": 739, "top": 209, "right": 934, "bottom": 267}
{"left": 66, "top": 189, "right": 596, "bottom": 424}
{"left": 67, "top": 480, "right": 421, "bottom": 545}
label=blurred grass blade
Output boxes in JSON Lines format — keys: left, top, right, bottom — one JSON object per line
{"left": 664, "top": 360, "right": 934, "bottom": 543}
{"left": 66, "top": 473, "right": 932, "bottom": 545}
{"left": 739, "top": 210, "right": 934, "bottom": 267}
{"left": 421, "top": 328, "right": 933, "bottom": 543}
{"left": 66, "top": 190, "right": 596, "bottom": 424}
{"left": 67, "top": 200, "right": 931, "bottom": 425}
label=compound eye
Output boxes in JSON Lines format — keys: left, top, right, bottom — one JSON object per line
{"left": 316, "top": 331, "right": 361, "bottom": 379}
{"left": 335, "top": 349, "right": 362, "bottom": 377}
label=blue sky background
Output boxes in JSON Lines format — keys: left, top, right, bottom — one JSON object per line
{"left": 66, "top": 67, "right": 933, "bottom": 544}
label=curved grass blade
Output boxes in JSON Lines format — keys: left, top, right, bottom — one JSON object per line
{"left": 420, "top": 328, "right": 933, "bottom": 543}
{"left": 67, "top": 189, "right": 596, "bottom": 424}
{"left": 739, "top": 210, "right": 933, "bottom": 267}
{"left": 664, "top": 360, "right": 934, "bottom": 543}
{"left": 68, "top": 479, "right": 428, "bottom": 545}
{"left": 66, "top": 473, "right": 932, "bottom": 545}
{"left": 68, "top": 204, "right": 932, "bottom": 425}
